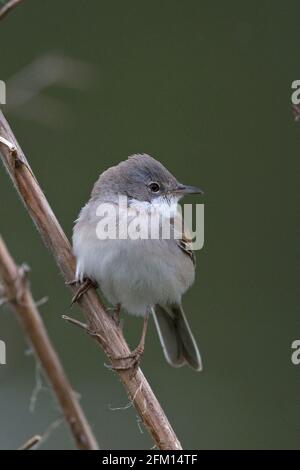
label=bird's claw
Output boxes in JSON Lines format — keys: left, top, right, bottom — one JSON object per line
{"left": 69, "top": 278, "right": 97, "bottom": 304}
{"left": 66, "top": 279, "right": 78, "bottom": 286}
{"left": 108, "top": 346, "right": 144, "bottom": 378}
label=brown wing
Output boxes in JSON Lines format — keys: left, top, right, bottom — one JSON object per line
{"left": 177, "top": 233, "right": 196, "bottom": 266}
{"left": 171, "top": 212, "right": 196, "bottom": 266}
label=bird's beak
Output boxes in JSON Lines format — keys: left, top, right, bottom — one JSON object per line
{"left": 174, "top": 184, "right": 204, "bottom": 195}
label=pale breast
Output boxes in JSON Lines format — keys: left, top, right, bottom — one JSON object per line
{"left": 73, "top": 200, "right": 195, "bottom": 315}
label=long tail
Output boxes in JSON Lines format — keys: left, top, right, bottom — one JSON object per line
{"left": 152, "top": 303, "right": 202, "bottom": 371}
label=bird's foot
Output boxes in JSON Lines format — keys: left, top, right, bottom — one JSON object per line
{"left": 109, "top": 345, "right": 144, "bottom": 377}
{"left": 107, "top": 313, "right": 149, "bottom": 377}
{"left": 68, "top": 278, "right": 98, "bottom": 304}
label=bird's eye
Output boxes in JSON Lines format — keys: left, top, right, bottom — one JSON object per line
{"left": 149, "top": 182, "right": 160, "bottom": 192}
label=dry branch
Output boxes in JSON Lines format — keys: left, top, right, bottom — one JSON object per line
{"left": 0, "top": 111, "right": 182, "bottom": 450}
{"left": 0, "top": 236, "right": 99, "bottom": 450}
{"left": 0, "top": 0, "right": 25, "bottom": 20}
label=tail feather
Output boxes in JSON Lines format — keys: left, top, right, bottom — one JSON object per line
{"left": 152, "top": 304, "right": 202, "bottom": 371}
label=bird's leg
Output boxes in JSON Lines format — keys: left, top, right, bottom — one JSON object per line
{"left": 69, "top": 278, "right": 98, "bottom": 304}
{"left": 109, "top": 313, "right": 149, "bottom": 375}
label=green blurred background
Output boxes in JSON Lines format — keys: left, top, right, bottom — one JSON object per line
{"left": 0, "top": 0, "right": 299, "bottom": 450}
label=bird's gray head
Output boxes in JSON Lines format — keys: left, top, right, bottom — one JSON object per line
{"left": 92, "top": 154, "right": 203, "bottom": 203}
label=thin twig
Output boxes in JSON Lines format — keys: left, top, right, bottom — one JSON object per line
{"left": 0, "top": 0, "right": 25, "bottom": 20}
{"left": 62, "top": 314, "right": 89, "bottom": 332}
{"left": 32, "top": 417, "right": 64, "bottom": 450}
{"left": 0, "top": 110, "right": 182, "bottom": 450}
{"left": 5, "top": 53, "right": 97, "bottom": 126}
{"left": 0, "top": 236, "right": 99, "bottom": 450}
{"left": 18, "top": 434, "right": 41, "bottom": 450}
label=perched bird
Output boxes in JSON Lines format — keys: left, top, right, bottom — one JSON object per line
{"left": 72, "top": 154, "right": 203, "bottom": 371}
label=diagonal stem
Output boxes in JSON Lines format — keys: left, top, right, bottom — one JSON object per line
{"left": 0, "top": 110, "right": 182, "bottom": 450}
{"left": 0, "top": 236, "right": 99, "bottom": 450}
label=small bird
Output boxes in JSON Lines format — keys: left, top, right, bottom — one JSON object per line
{"left": 72, "top": 154, "right": 203, "bottom": 371}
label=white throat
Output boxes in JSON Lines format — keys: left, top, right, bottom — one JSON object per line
{"left": 129, "top": 195, "right": 180, "bottom": 218}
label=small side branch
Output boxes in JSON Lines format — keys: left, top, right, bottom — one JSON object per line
{"left": 0, "top": 236, "right": 99, "bottom": 450}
